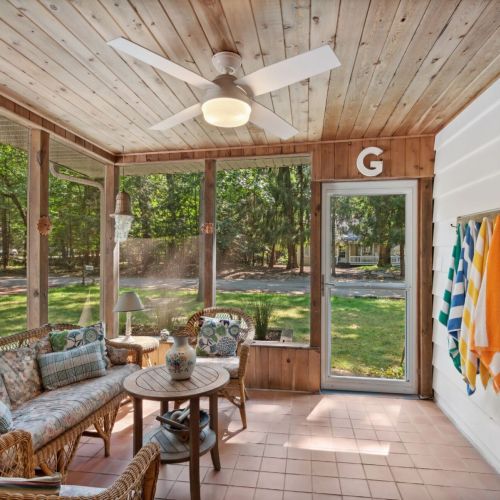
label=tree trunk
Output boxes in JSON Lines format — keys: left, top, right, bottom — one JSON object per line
{"left": 268, "top": 243, "right": 276, "bottom": 269}
{"left": 298, "top": 165, "right": 305, "bottom": 274}
{"left": 378, "top": 244, "right": 391, "bottom": 267}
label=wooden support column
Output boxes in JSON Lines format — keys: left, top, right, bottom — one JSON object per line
{"left": 202, "top": 159, "right": 216, "bottom": 307}
{"left": 102, "top": 164, "right": 119, "bottom": 337}
{"left": 27, "top": 129, "right": 49, "bottom": 329}
{"left": 418, "top": 177, "right": 434, "bottom": 398}
{"left": 310, "top": 146, "right": 322, "bottom": 348}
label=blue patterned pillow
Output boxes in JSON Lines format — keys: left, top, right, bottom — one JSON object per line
{"left": 49, "top": 323, "right": 110, "bottom": 368}
{"left": 196, "top": 317, "right": 241, "bottom": 357}
{"left": 0, "top": 401, "right": 13, "bottom": 434}
{"left": 38, "top": 341, "right": 106, "bottom": 390}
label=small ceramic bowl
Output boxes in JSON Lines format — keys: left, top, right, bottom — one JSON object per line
{"left": 159, "top": 410, "right": 209, "bottom": 443}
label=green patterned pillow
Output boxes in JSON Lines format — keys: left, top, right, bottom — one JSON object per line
{"left": 49, "top": 323, "right": 109, "bottom": 368}
{"left": 196, "top": 317, "right": 241, "bottom": 357}
{"left": 38, "top": 341, "right": 106, "bottom": 390}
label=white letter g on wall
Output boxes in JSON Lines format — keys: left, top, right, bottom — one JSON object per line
{"left": 356, "top": 147, "right": 384, "bottom": 177}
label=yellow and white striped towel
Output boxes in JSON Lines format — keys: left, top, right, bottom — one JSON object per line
{"left": 459, "top": 217, "right": 492, "bottom": 394}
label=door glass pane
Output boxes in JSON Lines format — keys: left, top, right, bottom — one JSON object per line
{"left": 330, "top": 194, "right": 406, "bottom": 283}
{"left": 329, "top": 288, "right": 407, "bottom": 379}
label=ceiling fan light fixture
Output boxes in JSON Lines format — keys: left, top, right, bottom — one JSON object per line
{"left": 201, "top": 97, "right": 251, "bottom": 128}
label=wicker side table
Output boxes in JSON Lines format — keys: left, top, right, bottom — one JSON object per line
{"left": 123, "top": 365, "right": 229, "bottom": 500}
{"left": 107, "top": 336, "right": 159, "bottom": 367}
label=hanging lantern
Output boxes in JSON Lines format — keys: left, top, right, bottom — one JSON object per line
{"left": 111, "top": 190, "right": 134, "bottom": 243}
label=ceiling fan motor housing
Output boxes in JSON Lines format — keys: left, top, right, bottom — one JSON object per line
{"left": 211, "top": 51, "right": 242, "bottom": 75}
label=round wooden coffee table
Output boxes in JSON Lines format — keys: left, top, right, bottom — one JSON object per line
{"left": 124, "top": 364, "right": 229, "bottom": 500}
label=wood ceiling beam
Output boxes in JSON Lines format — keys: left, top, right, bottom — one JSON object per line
{"left": 115, "top": 134, "right": 435, "bottom": 165}
{"left": 0, "top": 93, "right": 115, "bottom": 164}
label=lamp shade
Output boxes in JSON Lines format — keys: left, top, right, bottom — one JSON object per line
{"left": 113, "top": 292, "right": 144, "bottom": 313}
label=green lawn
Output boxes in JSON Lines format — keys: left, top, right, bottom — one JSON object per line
{"left": 0, "top": 285, "right": 405, "bottom": 378}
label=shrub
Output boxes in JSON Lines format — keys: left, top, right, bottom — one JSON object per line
{"left": 251, "top": 295, "right": 276, "bottom": 341}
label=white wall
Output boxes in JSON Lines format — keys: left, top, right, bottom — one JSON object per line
{"left": 433, "top": 79, "right": 500, "bottom": 472}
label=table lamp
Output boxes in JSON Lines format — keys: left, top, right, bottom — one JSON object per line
{"left": 114, "top": 291, "right": 144, "bottom": 340}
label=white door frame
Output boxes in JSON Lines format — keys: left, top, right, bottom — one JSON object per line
{"left": 321, "top": 180, "right": 418, "bottom": 394}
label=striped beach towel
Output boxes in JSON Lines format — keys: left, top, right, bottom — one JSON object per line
{"left": 473, "top": 216, "right": 500, "bottom": 392}
{"left": 439, "top": 224, "right": 462, "bottom": 327}
{"left": 460, "top": 218, "right": 492, "bottom": 395}
{"left": 447, "top": 221, "right": 479, "bottom": 371}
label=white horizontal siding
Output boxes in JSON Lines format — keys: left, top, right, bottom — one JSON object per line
{"left": 433, "top": 78, "right": 500, "bottom": 473}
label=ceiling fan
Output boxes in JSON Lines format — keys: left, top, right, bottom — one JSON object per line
{"left": 108, "top": 37, "right": 340, "bottom": 140}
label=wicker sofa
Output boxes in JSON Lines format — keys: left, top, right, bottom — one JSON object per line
{"left": 0, "top": 324, "right": 143, "bottom": 478}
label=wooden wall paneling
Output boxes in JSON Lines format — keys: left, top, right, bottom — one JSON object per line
{"left": 27, "top": 129, "right": 49, "bottom": 329}
{"left": 390, "top": 138, "right": 406, "bottom": 178}
{"left": 376, "top": 138, "right": 392, "bottom": 178}
{"left": 419, "top": 177, "right": 434, "bottom": 398}
{"left": 103, "top": 164, "right": 119, "bottom": 337}
{"left": 310, "top": 181, "right": 322, "bottom": 348}
{"left": 268, "top": 346, "right": 283, "bottom": 388}
{"left": 203, "top": 159, "right": 216, "bottom": 307}
{"left": 320, "top": 142, "right": 335, "bottom": 180}
{"left": 294, "top": 348, "right": 310, "bottom": 390}
{"left": 308, "top": 348, "right": 321, "bottom": 392}
{"left": 333, "top": 142, "right": 349, "bottom": 179}
{"left": 419, "top": 137, "right": 435, "bottom": 175}
{"left": 348, "top": 140, "right": 364, "bottom": 180}
{"left": 405, "top": 137, "right": 421, "bottom": 177}
{"left": 283, "top": 349, "right": 297, "bottom": 390}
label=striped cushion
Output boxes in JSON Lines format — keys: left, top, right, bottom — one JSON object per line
{"left": 38, "top": 342, "right": 106, "bottom": 390}
{"left": 0, "top": 401, "right": 13, "bottom": 434}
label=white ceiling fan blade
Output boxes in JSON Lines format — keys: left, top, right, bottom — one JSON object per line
{"left": 108, "top": 37, "right": 215, "bottom": 90}
{"left": 150, "top": 103, "right": 202, "bottom": 130}
{"left": 236, "top": 45, "right": 340, "bottom": 97}
{"left": 250, "top": 102, "right": 298, "bottom": 140}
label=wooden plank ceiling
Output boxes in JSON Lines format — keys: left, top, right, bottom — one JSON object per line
{"left": 0, "top": 0, "right": 498, "bottom": 154}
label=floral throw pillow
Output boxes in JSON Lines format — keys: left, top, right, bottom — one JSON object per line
{"left": 0, "top": 347, "right": 42, "bottom": 408}
{"left": 49, "top": 323, "right": 110, "bottom": 368}
{"left": 196, "top": 317, "right": 241, "bottom": 357}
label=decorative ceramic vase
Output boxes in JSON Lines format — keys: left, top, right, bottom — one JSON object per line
{"left": 165, "top": 336, "right": 196, "bottom": 380}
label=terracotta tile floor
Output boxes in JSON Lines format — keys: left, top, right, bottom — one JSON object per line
{"left": 67, "top": 391, "right": 500, "bottom": 499}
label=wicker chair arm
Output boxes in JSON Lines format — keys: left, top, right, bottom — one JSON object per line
{"left": 105, "top": 339, "right": 143, "bottom": 367}
{"left": 0, "top": 430, "right": 35, "bottom": 479}
{"left": 238, "top": 343, "right": 251, "bottom": 379}
{"left": 0, "top": 444, "right": 160, "bottom": 500}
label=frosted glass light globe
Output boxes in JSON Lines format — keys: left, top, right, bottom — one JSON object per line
{"left": 201, "top": 97, "right": 251, "bottom": 128}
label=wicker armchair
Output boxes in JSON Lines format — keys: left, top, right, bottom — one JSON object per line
{"left": 181, "top": 307, "right": 255, "bottom": 428}
{"left": 0, "top": 431, "right": 160, "bottom": 500}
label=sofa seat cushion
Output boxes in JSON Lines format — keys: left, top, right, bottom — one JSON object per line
{"left": 195, "top": 356, "right": 239, "bottom": 378}
{"left": 11, "top": 364, "right": 140, "bottom": 451}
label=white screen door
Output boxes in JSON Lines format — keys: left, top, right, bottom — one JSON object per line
{"left": 321, "top": 180, "right": 417, "bottom": 394}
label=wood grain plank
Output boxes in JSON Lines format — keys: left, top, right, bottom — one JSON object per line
{"left": 322, "top": 0, "right": 370, "bottom": 140}
{"left": 308, "top": 0, "right": 340, "bottom": 141}
{"left": 281, "top": 0, "right": 310, "bottom": 143}
{"left": 415, "top": 27, "right": 500, "bottom": 134}
{"left": 381, "top": 0, "right": 490, "bottom": 136}
{"left": 310, "top": 181, "right": 322, "bottom": 348}
{"left": 397, "top": 0, "right": 500, "bottom": 135}
{"left": 418, "top": 178, "right": 434, "bottom": 397}
{"left": 335, "top": 0, "right": 400, "bottom": 139}
{"left": 404, "top": 137, "right": 421, "bottom": 177}
{"left": 390, "top": 137, "right": 406, "bottom": 177}
{"left": 308, "top": 348, "right": 321, "bottom": 392}
{"left": 268, "top": 347, "right": 283, "bottom": 389}
{"left": 350, "top": 0, "right": 430, "bottom": 138}
{"left": 27, "top": 129, "right": 49, "bottom": 329}
{"left": 294, "top": 349, "right": 310, "bottom": 390}
{"left": 334, "top": 142, "right": 349, "bottom": 180}
{"left": 364, "top": 0, "right": 460, "bottom": 138}
{"left": 251, "top": 0, "right": 292, "bottom": 141}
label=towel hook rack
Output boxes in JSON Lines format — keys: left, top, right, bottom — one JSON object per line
{"left": 450, "top": 208, "right": 500, "bottom": 228}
